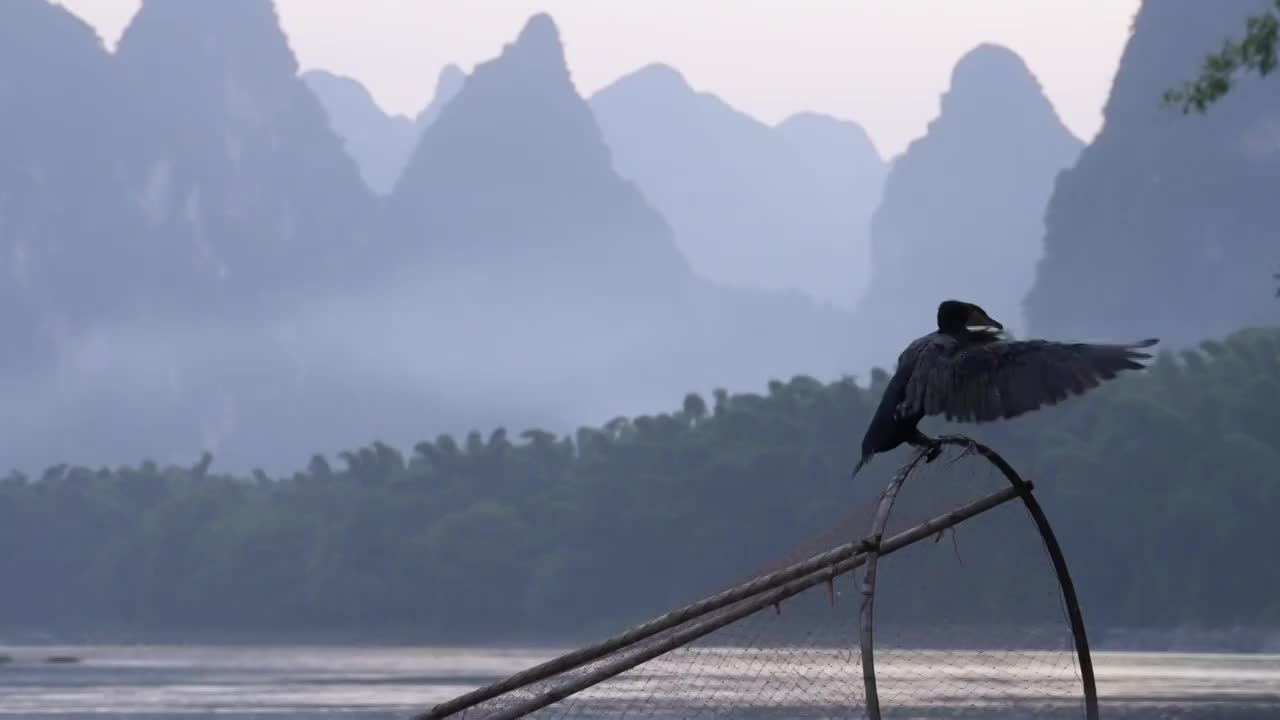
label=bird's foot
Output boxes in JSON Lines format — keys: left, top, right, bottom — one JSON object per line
{"left": 910, "top": 435, "right": 943, "bottom": 464}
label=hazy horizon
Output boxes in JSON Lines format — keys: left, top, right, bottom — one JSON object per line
{"left": 55, "top": 0, "right": 1139, "bottom": 158}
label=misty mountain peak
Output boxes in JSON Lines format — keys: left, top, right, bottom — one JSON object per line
{"left": 416, "top": 63, "right": 469, "bottom": 131}
{"left": 112, "top": 0, "right": 373, "bottom": 308}
{"left": 505, "top": 12, "right": 567, "bottom": 73}
{"left": 436, "top": 63, "right": 467, "bottom": 99}
{"left": 116, "top": 0, "right": 305, "bottom": 132}
{"left": 397, "top": 10, "right": 601, "bottom": 188}
{"left": 591, "top": 61, "right": 887, "bottom": 309}
{"left": 439, "top": 12, "right": 576, "bottom": 109}
{"left": 853, "top": 42, "right": 1082, "bottom": 358}
{"left": 776, "top": 112, "right": 882, "bottom": 169}
{"left": 949, "top": 43, "right": 1036, "bottom": 90}
{"left": 590, "top": 63, "right": 703, "bottom": 125}
{"left": 616, "top": 63, "right": 694, "bottom": 95}
{"left": 385, "top": 13, "right": 689, "bottom": 287}
{"left": 1, "top": 0, "right": 103, "bottom": 52}
{"left": 939, "top": 43, "right": 1058, "bottom": 127}
{"left": 120, "top": 0, "right": 297, "bottom": 80}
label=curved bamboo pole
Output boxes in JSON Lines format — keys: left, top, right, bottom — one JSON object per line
{"left": 933, "top": 435, "right": 1100, "bottom": 720}
{"left": 857, "top": 436, "right": 1099, "bottom": 720}
{"left": 858, "top": 444, "right": 935, "bottom": 720}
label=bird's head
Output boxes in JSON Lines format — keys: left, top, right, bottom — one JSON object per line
{"left": 937, "top": 300, "right": 1003, "bottom": 334}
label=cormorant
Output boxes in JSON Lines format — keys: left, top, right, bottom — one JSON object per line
{"left": 852, "top": 299, "right": 1157, "bottom": 479}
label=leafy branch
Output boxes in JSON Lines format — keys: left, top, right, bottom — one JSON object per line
{"left": 1162, "top": 1, "right": 1280, "bottom": 113}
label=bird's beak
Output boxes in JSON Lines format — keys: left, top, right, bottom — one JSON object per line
{"left": 967, "top": 308, "right": 1003, "bottom": 330}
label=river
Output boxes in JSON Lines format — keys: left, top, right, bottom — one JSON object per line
{"left": 1, "top": 645, "right": 1278, "bottom": 718}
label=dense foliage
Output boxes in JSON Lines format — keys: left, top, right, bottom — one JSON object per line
{"left": 1, "top": 328, "right": 1278, "bottom": 642}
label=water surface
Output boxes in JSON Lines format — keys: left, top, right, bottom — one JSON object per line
{"left": 0, "top": 645, "right": 1276, "bottom": 719}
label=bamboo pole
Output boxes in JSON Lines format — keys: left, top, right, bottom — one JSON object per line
{"left": 426, "top": 482, "right": 1025, "bottom": 720}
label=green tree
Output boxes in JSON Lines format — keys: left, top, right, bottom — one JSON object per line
{"left": 1, "top": 328, "right": 1278, "bottom": 639}
{"left": 1163, "top": 1, "right": 1280, "bottom": 113}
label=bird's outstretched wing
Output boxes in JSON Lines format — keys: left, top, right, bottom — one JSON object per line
{"left": 897, "top": 336, "right": 1158, "bottom": 423}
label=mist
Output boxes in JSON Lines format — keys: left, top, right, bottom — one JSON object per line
{"left": 3, "top": 0, "right": 1278, "bottom": 479}
{"left": 3, "top": 4, "right": 1280, "bottom": 696}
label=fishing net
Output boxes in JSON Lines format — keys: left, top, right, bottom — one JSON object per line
{"left": 425, "top": 440, "right": 1093, "bottom": 720}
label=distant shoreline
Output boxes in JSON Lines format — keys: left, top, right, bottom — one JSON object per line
{"left": 3, "top": 624, "right": 1279, "bottom": 655}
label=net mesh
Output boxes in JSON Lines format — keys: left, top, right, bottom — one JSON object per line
{"left": 443, "top": 442, "right": 1090, "bottom": 720}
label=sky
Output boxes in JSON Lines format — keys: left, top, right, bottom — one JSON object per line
{"left": 55, "top": 0, "right": 1140, "bottom": 158}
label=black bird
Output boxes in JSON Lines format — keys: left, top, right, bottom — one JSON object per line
{"left": 852, "top": 299, "right": 1157, "bottom": 479}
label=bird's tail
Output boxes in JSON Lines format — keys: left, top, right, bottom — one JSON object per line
{"left": 850, "top": 454, "right": 871, "bottom": 481}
